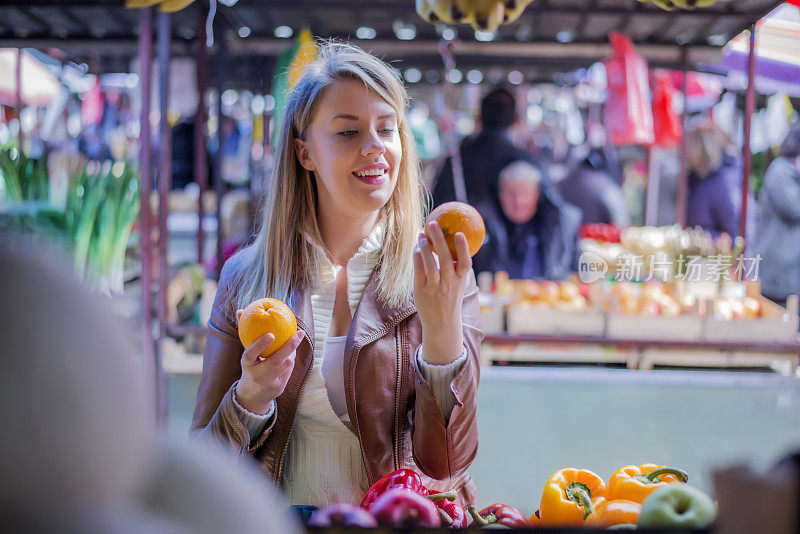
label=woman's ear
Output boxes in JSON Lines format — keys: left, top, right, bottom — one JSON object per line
{"left": 294, "top": 138, "right": 316, "bottom": 171}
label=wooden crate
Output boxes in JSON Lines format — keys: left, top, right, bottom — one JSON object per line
{"left": 639, "top": 347, "right": 799, "bottom": 375}
{"left": 481, "top": 340, "right": 638, "bottom": 368}
{"left": 506, "top": 302, "right": 605, "bottom": 337}
{"left": 606, "top": 312, "right": 703, "bottom": 341}
{"left": 704, "top": 295, "right": 799, "bottom": 344}
{"left": 479, "top": 292, "right": 506, "bottom": 334}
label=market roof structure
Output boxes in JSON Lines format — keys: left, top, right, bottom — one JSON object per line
{"left": 0, "top": 0, "right": 786, "bottom": 86}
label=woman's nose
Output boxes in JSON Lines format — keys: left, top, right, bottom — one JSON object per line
{"left": 361, "top": 130, "right": 385, "bottom": 156}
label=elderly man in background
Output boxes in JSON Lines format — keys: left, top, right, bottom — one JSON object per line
{"left": 473, "top": 159, "right": 581, "bottom": 280}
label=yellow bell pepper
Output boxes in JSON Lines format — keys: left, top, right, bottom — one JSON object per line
{"left": 609, "top": 464, "right": 689, "bottom": 503}
{"left": 539, "top": 468, "right": 609, "bottom": 526}
{"left": 584, "top": 499, "right": 642, "bottom": 527}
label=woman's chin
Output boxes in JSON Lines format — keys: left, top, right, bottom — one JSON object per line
{"left": 353, "top": 187, "right": 393, "bottom": 212}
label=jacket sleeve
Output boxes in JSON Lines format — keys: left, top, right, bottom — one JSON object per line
{"left": 190, "top": 251, "right": 276, "bottom": 454}
{"left": 763, "top": 160, "right": 800, "bottom": 223}
{"left": 411, "top": 270, "right": 483, "bottom": 481}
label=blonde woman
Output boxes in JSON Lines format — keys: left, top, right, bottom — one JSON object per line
{"left": 686, "top": 122, "right": 754, "bottom": 242}
{"left": 191, "top": 43, "right": 482, "bottom": 510}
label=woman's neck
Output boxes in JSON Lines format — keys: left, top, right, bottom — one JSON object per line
{"left": 317, "top": 205, "right": 380, "bottom": 266}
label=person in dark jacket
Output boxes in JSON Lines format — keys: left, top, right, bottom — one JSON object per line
{"left": 473, "top": 159, "right": 581, "bottom": 280}
{"left": 686, "top": 122, "right": 754, "bottom": 242}
{"left": 558, "top": 156, "right": 631, "bottom": 227}
{"left": 432, "top": 87, "right": 539, "bottom": 207}
{"left": 753, "top": 121, "right": 800, "bottom": 304}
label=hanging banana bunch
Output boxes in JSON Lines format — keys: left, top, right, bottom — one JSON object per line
{"left": 636, "top": 0, "right": 719, "bottom": 11}
{"left": 416, "top": 0, "right": 535, "bottom": 32}
{"left": 125, "top": 0, "right": 195, "bottom": 13}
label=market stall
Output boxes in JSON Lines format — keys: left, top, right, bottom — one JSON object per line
{"left": 2, "top": 0, "right": 793, "bottom": 381}
{"left": 3, "top": 1, "right": 800, "bottom": 532}
{"left": 479, "top": 223, "right": 800, "bottom": 373}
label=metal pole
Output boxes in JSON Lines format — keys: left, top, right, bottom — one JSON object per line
{"left": 644, "top": 147, "right": 659, "bottom": 226}
{"left": 438, "top": 39, "right": 467, "bottom": 203}
{"left": 195, "top": 11, "right": 209, "bottom": 266}
{"left": 156, "top": 9, "right": 171, "bottom": 423}
{"left": 137, "top": 7, "right": 156, "bottom": 423}
{"left": 676, "top": 47, "right": 689, "bottom": 228}
{"left": 16, "top": 47, "right": 23, "bottom": 150}
{"left": 214, "top": 20, "right": 226, "bottom": 280}
{"left": 740, "top": 24, "right": 757, "bottom": 246}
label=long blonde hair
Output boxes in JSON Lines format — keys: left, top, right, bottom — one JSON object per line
{"left": 233, "top": 42, "right": 424, "bottom": 312}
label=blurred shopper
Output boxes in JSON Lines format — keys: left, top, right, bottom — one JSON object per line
{"left": 0, "top": 242, "right": 301, "bottom": 533}
{"left": 583, "top": 121, "right": 623, "bottom": 184}
{"left": 753, "top": 121, "right": 800, "bottom": 305}
{"left": 558, "top": 145, "right": 631, "bottom": 227}
{"left": 686, "top": 122, "right": 754, "bottom": 242}
{"left": 473, "top": 159, "right": 581, "bottom": 280}
{"left": 432, "top": 87, "right": 538, "bottom": 207}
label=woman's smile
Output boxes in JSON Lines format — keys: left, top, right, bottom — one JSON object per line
{"left": 352, "top": 163, "right": 390, "bottom": 185}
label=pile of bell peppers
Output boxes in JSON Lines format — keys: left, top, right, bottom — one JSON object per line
{"left": 533, "top": 464, "right": 715, "bottom": 529}
{"left": 305, "top": 464, "right": 716, "bottom": 529}
{"left": 579, "top": 223, "right": 623, "bottom": 243}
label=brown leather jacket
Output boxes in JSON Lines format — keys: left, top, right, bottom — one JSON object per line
{"left": 191, "top": 249, "right": 483, "bottom": 507}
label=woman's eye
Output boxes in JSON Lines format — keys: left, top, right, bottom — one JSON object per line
{"left": 338, "top": 130, "right": 358, "bottom": 138}
{"left": 379, "top": 128, "right": 395, "bottom": 135}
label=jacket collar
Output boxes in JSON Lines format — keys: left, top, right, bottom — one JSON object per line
{"left": 291, "top": 266, "right": 417, "bottom": 348}
{"left": 348, "top": 268, "right": 416, "bottom": 347}
{"left": 290, "top": 213, "right": 415, "bottom": 345}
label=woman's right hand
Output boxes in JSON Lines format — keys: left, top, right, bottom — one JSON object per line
{"left": 234, "top": 309, "right": 305, "bottom": 414}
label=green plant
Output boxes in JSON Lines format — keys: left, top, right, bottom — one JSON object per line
{"left": 0, "top": 148, "right": 49, "bottom": 202}
{"left": 68, "top": 161, "right": 140, "bottom": 294}
{"left": 1, "top": 149, "right": 140, "bottom": 294}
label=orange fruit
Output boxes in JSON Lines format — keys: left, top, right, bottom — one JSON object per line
{"left": 238, "top": 297, "right": 298, "bottom": 358}
{"left": 426, "top": 201, "right": 486, "bottom": 258}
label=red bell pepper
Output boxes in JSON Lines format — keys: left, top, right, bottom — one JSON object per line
{"left": 429, "top": 490, "right": 466, "bottom": 528}
{"left": 361, "top": 469, "right": 465, "bottom": 528}
{"left": 307, "top": 503, "right": 377, "bottom": 527}
{"left": 371, "top": 488, "right": 442, "bottom": 528}
{"left": 468, "top": 503, "right": 531, "bottom": 528}
{"left": 360, "top": 469, "right": 427, "bottom": 510}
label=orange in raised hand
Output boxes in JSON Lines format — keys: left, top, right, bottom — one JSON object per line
{"left": 238, "top": 298, "right": 298, "bottom": 358}
{"left": 426, "top": 201, "right": 486, "bottom": 258}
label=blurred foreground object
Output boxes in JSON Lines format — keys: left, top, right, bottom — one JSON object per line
{"left": 713, "top": 456, "right": 798, "bottom": 534}
{"left": 0, "top": 242, "right": 301, "bottom": 533}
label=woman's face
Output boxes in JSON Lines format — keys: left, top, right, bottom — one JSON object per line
{"left": 294, "top": 79, "right": 402, "bottom": 217}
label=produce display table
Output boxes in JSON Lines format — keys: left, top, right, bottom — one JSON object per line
{"left": 482, "top": 333, "right": 800, "bottom": 376}
{"left": 159, "top": 330, "right": 800, "bottom": 377}
{"left": 305, "top": 529, "right": 708, "bottom": 533}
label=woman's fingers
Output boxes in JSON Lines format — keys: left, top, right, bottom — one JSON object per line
{"left": 242, "top": 332, "right": 275, "bottom": 366}
{"left": 272, "top": 330, "right": 304, "bottom": 360}
{"left": 242, "top": 329, "right": 304, "bottom": 368}
{"left": 453, "top": 232, "right": 472, "bottom": 277}
{"left": 426, "top": 221, "right": 454, "bottom": 274}
{"left": 413, "top": 248, "right": 426, "bottom": 289}
{"left": 253, "top": 350, "right": 294, "bottom": 382}
{"left": 419, "top": 234, "right": 440, "bottom": 285}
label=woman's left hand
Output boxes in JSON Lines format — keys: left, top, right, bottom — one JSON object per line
{"left": 413, "top": 220, "right": 471, "bottom": 365}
